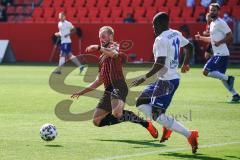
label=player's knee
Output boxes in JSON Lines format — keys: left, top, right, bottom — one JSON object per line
{"left": 203, "top": 70, "right": 209, "bottom": 76}
{"left": 112, "top": 110, "right": 123, "bottom": 119}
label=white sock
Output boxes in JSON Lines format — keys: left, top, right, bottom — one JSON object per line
{"left": 71, "top": 56, "right": 81, "bottom": 67}
{"left": 138, "top": 104, "right": 152, "bottom": 120}
{"left": 156, "top": 114, "right": 191, "bottom": 138}
{"left": 59, "top": 57, "right": 65, "bottom": 66}
{"left": 222, "top": 80, "right": 238, "bottom": 96}
{"left": 208, "top": 71, "right": 228, "bottom": 81}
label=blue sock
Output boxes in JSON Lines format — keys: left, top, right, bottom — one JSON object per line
{"left": 208, "top": 71, "right": 228, "bottom": 81}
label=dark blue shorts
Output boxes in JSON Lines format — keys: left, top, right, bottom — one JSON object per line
{"left": 137, "top": 79, "right": 179, "bottom": 110}
{"left": 204, "top": 56, "right": 229, "bottom": 74}
{"left": 60, "top": 43, "right": 72, "bottom": 56}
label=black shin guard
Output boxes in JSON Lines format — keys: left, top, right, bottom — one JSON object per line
{"left": 98, "top": 113, "right": 120, "bottom": 127}
{"left": 121, "top": 110, "right": 149, "bottom": 128}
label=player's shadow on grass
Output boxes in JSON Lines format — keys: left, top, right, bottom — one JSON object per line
{"left": 45, "top": 144, "right": 63, "bottom": 147}
{"left": 95, "top": 139, "right": 166, "bottom": 148}
{"left": 161, "top": 152, "right": 226, "bottom": 160}
{"left": 218, "top": 101, "right": 240, "bottom": 105}
{"left": 225, "top": 155, "right": 240, "bottom": 159}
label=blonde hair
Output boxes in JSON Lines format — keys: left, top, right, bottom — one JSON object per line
{"left": 99, "top": 26, "right": 114, "bottom": 35}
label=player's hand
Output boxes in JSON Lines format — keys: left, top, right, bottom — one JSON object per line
{"left": 204, "top": 52, "right": 211, "bottom": 59}
{"left": 214, "top": 40, "right": 221, "bottom": 47}
{"left": 71, "top": 92, "right": 83, "bottom": 99}
{"left": 195, "top": 32, "right": 201, "bottom": 41}
{"left": 130, "top": 76, "right": 146, "bottom": 87}
{"left": 181, "top": 64, "right": 190, "bottom": 73}
{"left": 55, "top": 32, "right": 60, "bottom": 37}
{"left": 85, "top": 45, "right": 99, "bottom": 53}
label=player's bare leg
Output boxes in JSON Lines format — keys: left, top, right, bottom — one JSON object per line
{"left": 92, "top": 108, "right": 110, "bottom": 126}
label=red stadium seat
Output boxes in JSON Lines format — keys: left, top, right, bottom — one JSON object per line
{"left": 170, "top": 15, "right": 183, "bottom": 22}
{"left": 66, "top": 8, "right": 77, "bottom": 17}
{"left": 108, "top": 0, "right": 119, "bottom": 7}
{"left": 111, "top": 8, "right": 122, "bottom": 17}
{"left": 46, "top": 17, "right": 57, "bottom": 22}
{"left": 131, "top": 0, "right": 143, "bottom": 7}
{"left": 79, "top": 17, "right": 90, "bottom": 23}
{"left": 24, "top": 17, "right": 34, "bottom": 23}
{"left": 88, "top": 9, "right": 99, "bottom": 18}
{"left": 7, "top": 15, "right": 16, "bottom": 22}
{"left": 232, "top": 6, "right": 240, "bottom": 19}
{"left": 134, "top": 7, "right": 146, "bottom": 18}
{"left": 170, "top": 7, "right": 182, "bottom": 17}
{"left": 96, "top": 0, "right": 108, "bottom": 8}
{"left": 119, "top": 0, "right": 131, "bottom": 7}
{"left": 145, "top": 7, "right": 158, "bottom": 19}
{"left": 99, "top": 8, "right": 111, "bottom": 18}
{"left": 114, "top": 17, "right": 124, "bottom": 23}
{"left": 227, "top": 0, "right": 239, "bottom": 5}
{"left": 41, "top": 0, "right": 53, "bottom": 7}
{"left": 90, "top": 17, "right": 102, "bottom": 23}
{"left": 7, "top": 6, "right": 16, "bottom": 14}
{"left": 165, "top": 0, "right": 178, "bottom": 7}
{"left": 142, "top": 0, "right": 154, "bottom": 7}
{"left": 76, "top": 8, "right": 88, "bottom": 18}
{"left": 68, "top": 16, "right": 79, "bottom": 23}
{"left": 194, "top": 6, "right": 206, "bottom": 18}
{"left": 64, "top": 0, "right": 74, "bottom": 8}
{"left": 75, "top": 0, "right": 86, "bottom": 7}
{"left": 32, "top": 8, "right": 43, "bottom": 17}
{"left": 43, "top": 8, "right": 55, "bottom": 18}
{"left": 157, "top": 6, "right": 169, "bottom": 13}
{"left": 102, "top": 17, "right": 113, "bottom": 23}
{"left": 24, "top": 6, "right": 33, "bottom": 14}
{"left": 155, "top": 0, "right": 166, "bottom": 7}
{"left": 14, "top": 0, "right": 24, "bottom": 5}
{"left": 15, "top": 6, "right": 24, "bottom": 14}
{"left": 183, "top": 16, "right": 196, "bottom": 22}
{"left": 178, "top": 0, "right": 186, "bottom": 7}
{"left": 85, "top": 0, "right": 97, "bottom": 8}
{"left": 24, "top": 0, "right": 33, "bottom": 5}
{"left": 182, "top": 7, "right": 193, "bottom": 18}
{"left": 135, "top": 17, "right": 148, "bottom": 23}
{"left": 34, "top": 17, "right": 45, "bottom": 22}
{"left": 52, "top": 0, "right": 64, "bottom": 8}
{"left": 220, "top": 6, "right": 231, "bottom": 17}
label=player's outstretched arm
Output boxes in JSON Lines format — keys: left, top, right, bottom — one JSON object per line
{"left": 71, "top": 74, "right": 103, "bottom": 99}
{"left": 181, "top": 42, "right": 193, "bottom": 73}
{"left": 131, "top": 57, "right": 167, "bottom": 87}
{"left": 195, "top": 32, "right": 211, "bottom": 43}
{"left": 99, "top": 47, "right": 119, "bottom": 58}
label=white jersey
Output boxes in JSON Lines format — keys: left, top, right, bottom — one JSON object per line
{"left": 153, "top": 29, "right": 189, "bottom": 80}
{"left": 58, "top": 20, "right": 74, "bottom": 44}
{"left": 210, "top": 18, "right": 231, "bottom": 56}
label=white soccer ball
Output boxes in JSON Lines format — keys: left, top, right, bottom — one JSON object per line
{"left": 40, "top": 124, "right": 57, "bottom": 141}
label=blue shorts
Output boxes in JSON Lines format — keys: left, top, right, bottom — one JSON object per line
{"left": 60, "top": 43, "right": 72, "bottom": 56}
{"left": 204, "top": 56, "right": 229, "bottom": 74}
{"left": 137, "top": 79, "right": 179, "bottom": 110}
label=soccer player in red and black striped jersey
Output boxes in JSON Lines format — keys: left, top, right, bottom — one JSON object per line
{"left": 71, "top": 26, "right": 158, "bottom": 138}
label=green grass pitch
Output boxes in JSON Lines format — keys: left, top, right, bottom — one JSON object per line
{"left": 0, "top": 63, "right": 240, "bottom": 160}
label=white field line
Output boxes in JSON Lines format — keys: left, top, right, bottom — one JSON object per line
{"left": 92, "top": 141, "right": 240, "bottom": 160}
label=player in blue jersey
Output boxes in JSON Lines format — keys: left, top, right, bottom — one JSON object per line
{"left": 131, "top": 12, "right": 199, "bottom": 154}
{"left": 195, "top": 3, "right": 240, "bottom": 102}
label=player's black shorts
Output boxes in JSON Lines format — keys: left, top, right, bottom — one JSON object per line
{"left": 96, "top": 80, "right": 128, "bottom": 112}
